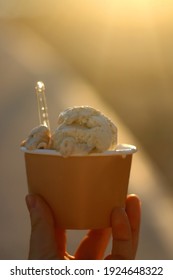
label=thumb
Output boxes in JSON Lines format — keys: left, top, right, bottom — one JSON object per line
{"left": 26, "top": 194, "right": 60, "bottom": 259}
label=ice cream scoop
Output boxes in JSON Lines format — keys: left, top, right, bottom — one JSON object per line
{"left": 51, "top": 106, "right": 117, "bottom": 157}
{"left": 21, "top": 125, "right": 51, "bottom": 150}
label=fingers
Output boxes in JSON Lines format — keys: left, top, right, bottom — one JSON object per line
{"left": 107, "top": 194, "right": 141, "bottom": 260}
{"left": 25, "top": 193, "right": 141, "bottom": 260}
{"left": 26, "top": 194, "right": 65, "bottom": 259}
{"left": 75, "top": 228, "right": 111, "bottom": 260}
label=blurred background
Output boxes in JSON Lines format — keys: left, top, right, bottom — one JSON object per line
{"left": 0, "top": 0, "right": 173, "bottom": 259}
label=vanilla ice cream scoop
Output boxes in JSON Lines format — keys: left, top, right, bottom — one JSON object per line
{"left": 21, "top": 125, "right": 51, "bottom": 150}
{"left": 51, "top": 106, "right": 117, "bottom": 157}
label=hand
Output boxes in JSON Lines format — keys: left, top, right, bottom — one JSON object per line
{"left": 25, "top": 194, "right": 141, "bottom": 260}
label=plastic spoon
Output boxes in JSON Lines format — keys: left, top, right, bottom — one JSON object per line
{"left": 35, "top": 81, "right": 50, "bottom": 130}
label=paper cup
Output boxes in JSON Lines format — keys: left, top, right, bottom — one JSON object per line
{"left": 21, "top": 144, "right": 136, "bottom": 229}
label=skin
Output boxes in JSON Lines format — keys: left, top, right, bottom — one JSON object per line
{"left": 25, "top": 194, "right": 141, "bottom": 260}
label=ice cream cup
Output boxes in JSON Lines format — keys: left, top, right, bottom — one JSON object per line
{"left": 21, "top": 144, "right": 137, "bottom": 229}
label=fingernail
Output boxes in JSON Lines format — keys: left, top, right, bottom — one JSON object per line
{"left": 26, "top": 194, "right": 37, "bottom": 211}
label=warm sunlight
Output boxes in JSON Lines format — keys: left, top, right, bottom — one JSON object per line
{"left": 1, "top": 0, "right": 173, "bottom": 261}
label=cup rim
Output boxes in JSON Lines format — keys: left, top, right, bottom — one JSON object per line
{"left": 21, "top": 143, "right": 137, "bottom": 157}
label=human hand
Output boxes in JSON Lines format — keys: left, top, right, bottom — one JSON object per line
{"left": 25, "top": 194, "right": 141, "bottom": 260}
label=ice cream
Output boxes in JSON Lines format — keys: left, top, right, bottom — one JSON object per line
{"left": 21, "top": 106, "right": 118, "bottom": 157}
{"left": 51, "top": 106, "right": 117, "bottom": 156}
{"left": 21, "top": 125, "right": 51, "bottom": 150}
